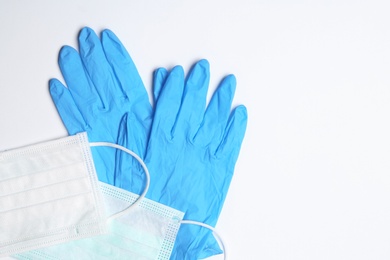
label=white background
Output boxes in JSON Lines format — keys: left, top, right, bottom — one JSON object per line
{"left": 1, "top": 1, "right": 390, "bottom": 259}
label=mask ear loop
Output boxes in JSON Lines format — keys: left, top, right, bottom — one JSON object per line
{"left": 91, "top": 143, "right": 227, "bottom": 259}
{"left": 180, "top": 220, "right": 227, "bottom": 260}
{"left": 89, "top": 142, "right": 150, "bottom": 221}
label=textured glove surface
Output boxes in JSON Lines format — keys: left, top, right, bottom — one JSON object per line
{"left": 50, "top": 27, "right": 151, "bottom": 188}
{"left": 119, "top": 60, "right": 248, "bottom": 259}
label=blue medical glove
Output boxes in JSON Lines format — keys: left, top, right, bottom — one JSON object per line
{"left": 118, "top": 60, "right": 248, "bottom": 259}
{"left": 50, "top": 27, "right": 151, "bottom": 189}
{"left": 51, "top": 27, "right": 247, "bottom": 258}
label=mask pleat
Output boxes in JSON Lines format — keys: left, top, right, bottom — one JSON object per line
{"left": 0, "top": 133, "right": 106, "bottom": 256}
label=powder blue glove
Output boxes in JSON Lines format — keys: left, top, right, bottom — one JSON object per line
{"left": 50, "top": 27, "right": 151, "bottom": 189}
{"left": 118, "top": 60, "right": 248, "bottom": 259}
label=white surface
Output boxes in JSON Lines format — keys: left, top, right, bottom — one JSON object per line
{"left": 1, "top": 0, "right": 390, "bottom": 259}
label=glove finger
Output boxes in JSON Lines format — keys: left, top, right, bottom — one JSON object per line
{"left": 101, "top": 29, "right": 149, "bottom": 108}
{"left": 195, "top": 74, "right": 236, "bottom": 145}
{"left": 49, "top": 78, "right": 87, "bottom": 135}
{"left": 175, "top": 59, "right": 210, "bottom": 138}
{"left": 78, "top": 27, "right": 118, "bottom": 107}
{"left": 153, "top": 67, "right": 168, "bottom": 105}
{"left": 114, "top": 113, "right": 146, "bottom": 194}
{"left": 58, "top": 46, "right": 102, "bottom": 123}
{"left": 152, "top": 66, "right": 184, "bottom": 138}
{"left": 100, "top": 28, "right": 153, "bottom": 152}
{"left": 215, "top": 105, "right": 248, "bottom": 161}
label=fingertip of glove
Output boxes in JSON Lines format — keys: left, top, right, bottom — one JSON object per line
{"left": 101, "top": 29, "right": 116, "bottom": 43}
{"left": 216, "top": 75, "right": 236, "bottom": 100}
{"left": 171, "top": 65, "right": 185, "bottom": 77}
{"left": 101, "top": 28, "right": 115, "bottom": 38}
{"left": 171, "top": 65, "right": 184, "bottom": 74}
{"left": 193, "top": 59, "right": 210, "bottom": 77}
{"left": 80, "top": 26, "right": 93, "bottom": 32}
{"left": 59, "top": 46, "right": 77, "bottom": 59}
{"left": 224, "top": 74, "right": 237, "bottom": 85}
{"left": 191, "top": 59, "right": 209, "bottom": 76}
{"left": 49, "top": 79, "right": 63, "bottom": 96}
{"left": 154, "top": 67, "right": 168, "bottom": 78}
{"left": 49, "top": 78, "right": 60, "bottom": 88}
{"left": 234, "top": 105, "right": 248, "bottom": 121}
{"left": 79, "top": 27, "right": 94, "bottom": 41}
{"left": 196, "top": 59, "right": 210, "bottom": 69}
{"left": 186, "top": 60, "right": 210, "bottom": 89}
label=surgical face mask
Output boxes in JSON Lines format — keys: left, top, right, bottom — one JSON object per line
{"left": 14, "top": 182, "right": 185, "bottom": 260}
{"left": 0, "top": 132, "right": 107, "bottom": 256}
{"left": 1, "top": 132, "right": 225, "bottom": 259}
{"left": 0, "top": 132, "right": 184, "bottom": 259}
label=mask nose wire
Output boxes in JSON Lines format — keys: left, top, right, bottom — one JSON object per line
{"left": 89, "top": 142, "right": 150, "bottom": 221}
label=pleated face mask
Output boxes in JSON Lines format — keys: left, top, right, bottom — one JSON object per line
{"left": 15, "top": 182, "right": 185, "bottom": 260}
{"left": 0, "top": 132, "right": 185, "bottom": 259}
{"left": 0, "top": 132, "right": 107, "bottom": 256}
{"left": 0, "top": 132, "right": 226, "bottom": 259}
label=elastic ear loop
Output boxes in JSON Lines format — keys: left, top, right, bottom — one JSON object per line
{"left": 180, "top": 220, "right": 227, "bottom": 260}
{"left": 90, "top": 143, "right": 227, "bottom": 259}
{"left": 89, "top": 142, "right": 150, "bottom": 221}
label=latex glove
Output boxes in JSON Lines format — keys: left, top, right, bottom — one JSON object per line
{"left": 118, "top": 60, "right": 248, "bottom": 259}
{"left": 51, "top": 27, "right": 226, "bottom": 258}
{"left": 50, "top": 27, "right": 151, "bottom": 190}
{"left": 52, "top": 27, "right": 248, "bottom": 258}
{"left": 51, "top": 28, "right": 224, "bottom": 257}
